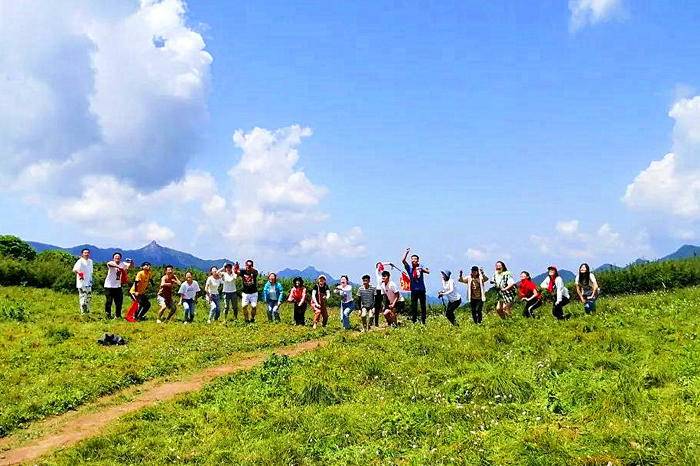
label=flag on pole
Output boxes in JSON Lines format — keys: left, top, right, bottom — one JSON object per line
{"left": 125, "top": 300, "right": 138, "bottom": 322}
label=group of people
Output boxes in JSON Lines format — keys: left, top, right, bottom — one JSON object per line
{"left": 70, "top": 247, "right": 600, "bottom": 328}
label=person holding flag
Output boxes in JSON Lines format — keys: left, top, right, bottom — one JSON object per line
{"left": 72, "top": 248, "right": 94, "bottom": 315}
{"left": 379, "top": 270, "right": 401, "bottom": 327}
{"left": 402, "top": 247, "right": 430, "bottom": 324}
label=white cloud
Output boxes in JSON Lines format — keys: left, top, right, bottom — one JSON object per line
{"left": 291, "top": 228, "right": 367, "bottom": 258}
{"left": 623, "top": 96, "right": 700, "bottom": 219}
{"left": 1, "top": 0, "right": 211, "bottom": 201}
{"left": 465, "top": 246, "right": 511, "bottom": 263}
{"left": 569, "top": 0, "right": 624, "bottom": 32}
{"left": 531, "top": 220, "right": 650, "bottom": 261}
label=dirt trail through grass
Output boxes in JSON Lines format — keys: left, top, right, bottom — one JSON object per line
{"left": 0, "top": 338, "right": 329, "bottom": 465}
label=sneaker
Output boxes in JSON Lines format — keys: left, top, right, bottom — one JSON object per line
{"left": 183, "top": 321, "right": 190, "bottom": 325}
{"left": 313, "top": 323, "right": 317, "bottom": 329}
{"left": 207, "top": 319, "right": 212, "bottom": 324}
{"left": 156, "top": 319, "right": 162, "bottom": 324}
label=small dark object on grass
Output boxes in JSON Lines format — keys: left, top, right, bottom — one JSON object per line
{"left": 97, "top": 333, "right": 127, "bottom": 346}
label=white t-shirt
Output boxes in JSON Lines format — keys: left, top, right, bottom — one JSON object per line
{"left": 375, "top": 262, "right": 392, "bottom": 295}
{"left": 205, "top": 276, "right": 222, "bottom": 295}
{"left": 336, "top": 284, "right": 353, "bottom": 303}
{"left": 380, "top": 281, "right": 404, "bottom": 303}
{"left": 440, "top": 278, "right": 461, "bottom": 302}
{"left": 104, "top": 262, "right": 128, "bottom": 288}
{"left": 72, "top": 258, "right": 94, "bottom": 289}
{"left": 575, "top": 273, "right": 598, "bottom": 292}
{"left": 221, "top": 271, "right": 237, "bottom": 293}
{"left": 540, "top": 276, "right": 570, "bottom": 303}
{"left": 179, "top": 281, "right": 200, "bottom": 300}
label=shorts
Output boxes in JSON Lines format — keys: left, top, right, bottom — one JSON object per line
{"left": 157, "top": 295, "right": 175, "bottom": 308}
{"left": 241, "top": 292, "right": 258, "bottom": 307}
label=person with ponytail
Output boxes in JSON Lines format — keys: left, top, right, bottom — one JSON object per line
{"left": 540, "top": 266, "right": 571, "bottom": 320}
{"left": 490, "top": 261, "right": 516, "bottom": 318}
{"left": 575, "top": 263, "right": 599, "bottom": 314}
{"left": 518, "top": 271, "right": 542, "bottom": 318}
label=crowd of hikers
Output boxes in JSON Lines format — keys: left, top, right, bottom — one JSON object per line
{"left": 70, "top": 247, "right": 600, "bottom": 329}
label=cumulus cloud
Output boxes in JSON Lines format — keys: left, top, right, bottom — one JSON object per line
{"left": 0, "top": 0, "right": 212, "bottom": 243}
{"left": 530, "top": 220, "right": 649, "bottom": 261}
{"left": 569, "top": 0, "right": 624, "bottom": 32}
{"left": 290, "top": 228, "right": 367, "bottom": 259}
{"left": 623, "top": 96, "right": 700, "bottom": 220}
{"left": 465, "top": 246, "right": 511, "bottom": 263}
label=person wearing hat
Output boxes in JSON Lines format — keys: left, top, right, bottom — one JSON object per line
{"left": 437, "top": 270, "right": 461, "bottom": 325}
{"left": 130, "top": 262, "right": 153, "bottom": 320}
{"left": 459, "top": 266, "right": 488, "bottom": 324}
{"left": 540, "top": 265, "right": 571, "bottom": 320}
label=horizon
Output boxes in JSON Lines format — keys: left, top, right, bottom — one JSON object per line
{"left": 3, "top": 1, "right": 700, "bottom": 294}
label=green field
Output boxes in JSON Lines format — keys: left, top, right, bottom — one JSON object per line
{"left": 29, "top": 286, "right": 700, "bottom": 465}
{"left": 0, "top": 287, "right": 339, "bottom": 438}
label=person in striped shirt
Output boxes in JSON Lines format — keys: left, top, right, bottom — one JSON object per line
{"left": 356, "top": 275, "right": 376, "bottom": 332}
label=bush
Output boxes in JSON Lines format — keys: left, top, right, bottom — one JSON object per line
{"left": 0, "top": 301, "right": 29, "bottom": 322}
{"left": 0, "top": 235, "right": 37, "bottom": 261}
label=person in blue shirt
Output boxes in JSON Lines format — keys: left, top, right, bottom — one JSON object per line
{"left": 402, "top": 247, "right": 430, "bottom": 324}
{"left": 263, "top": 273, "right": 284, "bottom": 322}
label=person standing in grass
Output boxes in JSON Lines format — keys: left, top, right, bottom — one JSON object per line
{"left": 178, "top": 271, "right": 200, "bottom": 324}
{"left": 221, "top": 263, "right": 239, "bottom": 322}
{"left": 490, "top": 261, "right": 516, "bottom": 318}
{"left": 575, "top": 263, "right": 599, "bottom": 314}
{"left": 379, "top": 270, "right": 401, "bottom": 327}
{"left": 459, "top": 266, "right": 488, "bottom": 324}
{"left": 402, "top": 248, "right": 430, "bottom": 324}
{"left": 104, "top": 252, "right": 131, "bottom": 319}
{"left": 263, "top": 273, "right": 284, "bottom": 322}
{"left": 438, "top": 270, "right": 461, "bottom": 325}
{"left": 130, "top": 262, "right": 153, "bottom": 321}
{"left": 156, "top": 265, "right": 181, "bottom": 323}
{"left": 335, "top": 275, "right": 355, "bottom": 330}
{"left": 518, "top": 271, "right": 542, "bottom": 318}
{"left": 374, "top": 261, "right": 394, "bottom": 327}
{"left": 311, "top": 275, "right": 330, "bottom": 329}
{"left": 72, "top": 248, "right": 94, "bottom": 315}
{"left": 287, "top": 277, "right": 307, "bottom": 326}
{"left": 239, "top": 260, "right": 259, "bottom": 323}
{"left": 205, "top": 266, "right": 223, "bottom": 324}
{"left": 540, "top": 266, "right": 571, "bottom": 320}
{"left": 356, "top": 274, "right": 376, "bottom": 332}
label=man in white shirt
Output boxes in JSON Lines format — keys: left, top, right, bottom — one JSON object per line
{"left": 379, "top": 270, "right": 402, "bottom": 327}
{"left": 104, "top": 252, "right": 132, "bottom": 319}
{"left": 72, "top": 248, "right": 94, "bottom": 315}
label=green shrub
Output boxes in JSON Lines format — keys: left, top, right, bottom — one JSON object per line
{"left": 0, "top": 300, "right": 29, "bottom": 322}
{"left": 0, "top": 235, "right": 36, "bottom": 261}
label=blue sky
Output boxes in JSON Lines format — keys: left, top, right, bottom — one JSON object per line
{"left": 2, "top": 0, "right": 699, "bottom": 291}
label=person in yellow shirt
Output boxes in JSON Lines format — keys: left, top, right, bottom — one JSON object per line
{"left": 130, "top": 262, "right": 153, "bottom": 321}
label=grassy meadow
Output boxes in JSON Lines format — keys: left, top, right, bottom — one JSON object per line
{"left": 35, "top": 286, "right": 700, "bottom": 465}
{"left": 0, "top": 286, "right": 340, "bottom": 438}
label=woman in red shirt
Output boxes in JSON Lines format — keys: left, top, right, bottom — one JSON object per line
{"left": 518, "top": 271, "right": 542, "bottom": 318}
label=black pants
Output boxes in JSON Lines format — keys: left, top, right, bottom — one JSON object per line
{"left": 410, "top": 290, "right": 427, "bottom": 324}
{"left": 105, "top": 287, "right": 124, "bottom": 318}
{"left": 293, "top": 302, "right": 307, "bottom": 325}
{"left": 553, "top": 296, "right": 571, "bottom": 320}
{"left": 445, "top": 298, "right": 461, "bottom": 325}
{"left": 134, "top": 294, "right": 151, "bottom": 320}
{"left": 470, "top": 299, "right": 483, "bottom": 324}
{"left": 524, "top": 297, "right": 542, "bottom": 318}
{"left": 374, "top": 290, "right": 383, "bottom": 326}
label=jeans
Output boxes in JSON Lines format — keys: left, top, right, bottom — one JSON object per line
{"left": 553, "top": 296, "right": 571, "bottom": 320}
{"left": 183, "top": 299, "right": 196, "bottom": 322}
{"left": 208, "top": 294, "right": 221, "bottom": 321}
{"left": 445, "top": 298, "right": 461, "bottom": 325}
{"left": 293, "top": 302, "right": 307, "bottom": 325}
{"left": 134, "top": 294, "right": 151, "bottom": 320}
{"left": 340, "top": 301, "right": 355, "bottom": 329}
{"left": 470, "top": 299, "right": 483, "bottom": 324}
{"left": 410, "top": 290, "right": 427, "bottom": 324}
{"left": 104, "top": 287, "right": 123, "bottom": 318}
{"left": 524, "top": 297, "right": 542, "bottom": 318}
{"left": 223, "top": 292, "right": 238, "bottom": 319}
{"left": 583, "top": 293, "right": 597, "bottom": 314}
{"left": 267, "top": 299, "right": 281, "bottom": 322}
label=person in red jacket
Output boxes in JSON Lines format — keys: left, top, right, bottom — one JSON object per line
{"left": 518, "top": 271, "right": 542, "bottom": 318}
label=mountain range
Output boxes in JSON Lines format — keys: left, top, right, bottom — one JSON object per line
{"left": 27, "top": 240, "right": 700, "bottom": 284}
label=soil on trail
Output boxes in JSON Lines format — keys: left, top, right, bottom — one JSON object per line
{"left": 0, "top": 338, "right": 328, "bottom": 466}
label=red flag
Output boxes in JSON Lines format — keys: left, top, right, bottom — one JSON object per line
{"left": 125, "top": 300, "right": 139, "bottom": 322}
{"left": 399, "top": 272, "right": 411, "bottom": 292}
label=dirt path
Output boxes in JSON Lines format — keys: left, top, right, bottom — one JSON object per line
{"left": 0, "top": 338, "right": 328, "bottom": 465}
